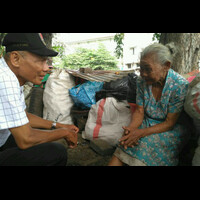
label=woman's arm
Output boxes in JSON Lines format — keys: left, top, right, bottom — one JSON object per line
{"left": 120, "top": 112, "right": 180, "bottom": 149}
{"left": 140, "top": 112, "right": 180, "bottom": 137}
{"left": 123, "top": 104, "right": 144, "bottom": 131}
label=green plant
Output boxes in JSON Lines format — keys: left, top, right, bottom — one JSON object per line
{"left": 52, "top": 41, "right": 65, "bottom": 58}
{"left": 114, "top": 33, "right": 124, "bottom": 59}
{"left": 62, "top": 43, "right": 119, "bottom": 70}
{"left": 152, "top": 33, "right": 161, "bottom": 42}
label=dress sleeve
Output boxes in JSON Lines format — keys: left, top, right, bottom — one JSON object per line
{"left": 136, "top": 77, "right": 144, "bottom": 106}
{"left": 168, "top": 81, "right": 189, "bottom": 113}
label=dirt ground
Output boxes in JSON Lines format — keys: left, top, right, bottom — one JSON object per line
{"left": 53, "top": 130, "right": 197, "bottom": 166}
{"left": 55, "top": 133, "right": 113, "bottom": 166}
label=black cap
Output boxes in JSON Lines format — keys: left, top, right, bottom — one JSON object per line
{"left": 2, "top": 33, "right": 58, "bottom": 57}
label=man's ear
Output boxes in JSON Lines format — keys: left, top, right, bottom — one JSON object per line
{"left": 9, "top": 51, "right": 22, "bottom": 68}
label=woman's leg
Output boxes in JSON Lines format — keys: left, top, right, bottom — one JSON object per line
{"left": 108, "top": 155, "right": 124, "bottom": 166}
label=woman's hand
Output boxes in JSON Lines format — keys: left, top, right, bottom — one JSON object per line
{"left": 119, "top": 127, "right": 143, "bottom": 149}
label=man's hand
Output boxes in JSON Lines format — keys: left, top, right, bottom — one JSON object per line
{"left": 63, "top": 129, "right": 78, "bottom": 149}
{"left": 56, "top": 123, "right": 79, "bottom": 134}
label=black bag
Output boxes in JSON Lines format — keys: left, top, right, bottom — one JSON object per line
{"left": 127, "top": 73, "right": 138, "bottom": 103}
{"left": 95, "top": 73, "right": 137, "bottom": 103}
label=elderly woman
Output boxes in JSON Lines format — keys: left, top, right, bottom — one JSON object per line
{"left": 108, "top": 43, "right": 189, "bottom": 166}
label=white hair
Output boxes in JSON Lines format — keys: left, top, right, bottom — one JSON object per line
{"left": 140, "top": 42, "right": 178, "bottom": 66}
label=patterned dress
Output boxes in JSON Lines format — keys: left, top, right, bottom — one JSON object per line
{"left": 119, "top": 69, "right": 189, "bottom": 166}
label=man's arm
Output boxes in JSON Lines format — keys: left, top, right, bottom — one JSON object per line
{"left": 26, "top": 111, "right": 79, "bottom": 133}
{"left": 9, "top": 123, "right": 77, "bottom": 150}
{"left": 26, "top": 111, "right": 53, "bottom": 129}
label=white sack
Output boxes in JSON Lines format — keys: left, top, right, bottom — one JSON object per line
{"left": 184, "top": 73, "right": 200, "bottom": 120}
{"left": 83, "top": 97, "right": 132, "bottom": 146}
{"left": 43, "top": 69, "right": 75, "bottom": 124}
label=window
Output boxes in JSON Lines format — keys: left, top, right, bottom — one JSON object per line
{"left": 130, "top": 47, "right": 135, "bottom": 55}
{"left": 127, "top": 63, "right": 132, "bottom": 69}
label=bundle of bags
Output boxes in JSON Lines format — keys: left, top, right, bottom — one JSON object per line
{"left": 184, "top": 72, "right": 200, "bottom": 121}
{"left": 82, "top": 73, "right": 138, "bottom": 146}
{"left": 43, "top": 69, "right": 138, "bottom": 147}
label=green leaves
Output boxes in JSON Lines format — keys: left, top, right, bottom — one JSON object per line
{"left": 114, "top": 33, "right": 124, "bottom": 59}
{"left": 152, "top": 33, "right": 161, "bottom": 42}
{"left": 62, "top": 43, "right": 119, "bottom": 70}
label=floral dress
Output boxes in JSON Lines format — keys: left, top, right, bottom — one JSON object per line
{"left": 119, "top": 69, "right": 189, "bottom": 166}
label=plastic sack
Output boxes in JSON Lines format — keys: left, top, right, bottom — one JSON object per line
{"left": 43, "top": 69, "right": 75, "bottom": 124}
{"left": 95, "top": 73, "right": 137, "bottom": 102}
{"left": 127, "top": 73, "right": 138, "bottom": 103}
{"left": 184, "top": 73, "right": 200, "bottom": 120}
{"left": 83, "top": 97, "right": 132, "bottom": 146}
{"left": 69, "top": 81, "right": 104, "bottom": 109}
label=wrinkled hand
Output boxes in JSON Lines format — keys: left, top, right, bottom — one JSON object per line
{"left": 119, "top": 126, "right": 142, "bottom": 149}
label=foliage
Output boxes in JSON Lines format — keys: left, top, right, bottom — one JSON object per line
{"left": 0, "top": 33, "right": 6, "bottom": 57}
{"left": 61, "top": 43, "right": 119, "bottom": 70}
{"left": 114, "top": 33, "right": 124, "bottom": 59}
{"left": 152, "top": 33, "right": 161, "bottom": 42}
{"left": 52, "top": 41, "right": 65, "bottom": 58}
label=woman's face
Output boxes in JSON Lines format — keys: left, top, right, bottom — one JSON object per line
{"left": 139, "top": 54, "right": 170, "bottom": 85}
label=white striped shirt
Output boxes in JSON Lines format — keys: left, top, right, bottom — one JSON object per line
{"left": 0, "top": 57, "right": 29, "bottom": 147}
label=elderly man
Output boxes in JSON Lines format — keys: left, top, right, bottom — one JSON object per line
{"left": 0, "top": 33, "right": 79, "bottom": 166}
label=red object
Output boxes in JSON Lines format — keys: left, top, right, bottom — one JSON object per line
{"left": 193, "top": 92, "right": 200, "bottom": 114}
{"left": 93, "top": 98, "right": 107, "bottom": 139}
{"left": 187, "top": 69, "right": 199, "bottom": 76}
{"left": 187, "top": 76, "right": 196, "bottom": 83}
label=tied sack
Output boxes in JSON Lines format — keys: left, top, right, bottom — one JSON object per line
{"left": 43, "top": 69, "right": 75, "bottom": 124}
{"left": 184, "top": 73, "right": 200, "bottom": 120}
{"left": 83, "top": 97, "right": 132, "bottom": 146}
{"left": 69, "top": 81, "right": 103, "bottom": 109}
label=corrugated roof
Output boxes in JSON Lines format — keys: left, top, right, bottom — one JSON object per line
{"left": 66, "top": 69, "right": 135, "bottom": 82}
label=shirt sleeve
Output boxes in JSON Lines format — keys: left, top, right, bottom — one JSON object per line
{"left": 168, "top": 81, "right": 189, "bottom": 113}
{"left": 136, "top": 77, "right": 144, "bottom": 106}
{"left": 0, "top": 76, "right": 29, "bottom": 129}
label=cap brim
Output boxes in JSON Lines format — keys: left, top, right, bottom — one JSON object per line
{"left": 29, "top": 47, "right": 58, "bottom": 57}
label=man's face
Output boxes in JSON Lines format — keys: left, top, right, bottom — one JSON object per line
{"left": 15, "top": 51, "right": 49, "bottom": 85}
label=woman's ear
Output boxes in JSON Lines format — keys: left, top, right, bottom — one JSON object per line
{"left": 164, "top": 61, "right": 171, "bottom": 71}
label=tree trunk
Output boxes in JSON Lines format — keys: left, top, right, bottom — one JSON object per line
{"left": 159, "top": 33, "right": 200, "bottom": 74}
